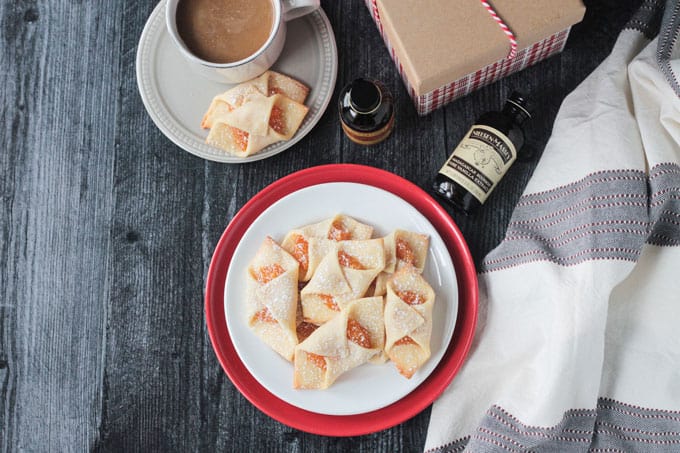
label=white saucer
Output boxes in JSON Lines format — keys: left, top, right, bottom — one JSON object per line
{"left": 136, "top": 1, "right": 338, "bottom": 163}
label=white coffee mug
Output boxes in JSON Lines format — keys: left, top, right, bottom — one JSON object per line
{"left": 166, "top": 0, "right": 320, "bottom": 84}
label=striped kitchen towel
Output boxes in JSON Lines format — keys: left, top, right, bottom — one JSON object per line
{"left": 425, "top": 0, "right": 680, "bottom": 451}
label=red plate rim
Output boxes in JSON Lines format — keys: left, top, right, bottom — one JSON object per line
{"left": 204, "top": 164, "right": 478, "bottom": 436}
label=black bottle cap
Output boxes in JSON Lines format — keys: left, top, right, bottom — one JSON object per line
{"left": 506, "top": 91, "right": 531, "bottom": 121}
{"left": 349, "top": 79, "right": 382, "bottom": 114}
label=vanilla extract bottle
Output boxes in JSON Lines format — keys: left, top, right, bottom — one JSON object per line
{"left": 339, "top": 78, "right": 395, "bottom": 145}
{"left": 432, "top": 91, "right": 531, "bottom": 214}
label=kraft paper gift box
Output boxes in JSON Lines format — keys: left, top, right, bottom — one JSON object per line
{"left": 363, "top": 0, "right": 586, "bottom": 115}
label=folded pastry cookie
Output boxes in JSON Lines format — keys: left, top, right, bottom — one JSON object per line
{"left": 384, "top": 267, "right": 435, "bottom": 378}
{"left": 246, "top": 236, "right": 300, "bottom": 361}
{"left": 202, "top": 70, "right": 310, "bottom": 157}
{"left": 298, "top": 214, "right": 373, "bottom": 242}
{"left": 293, "top": 297, "right": 384, "bottom": 389}
{"left": 201, "top": 83, "right": 261, "bottom": 129}
{"left": 206, "top": 92, "right": 308, "bottom": 157}
{"left": 280, "top": 233, "right": 334, "bottom": 282}
{"left": 282, "top": 215, "right": 375, "bottom": 282}
{"left": 202, "top": 70, "right": 309, "bottom": 129}
{"left": 264, "top": 70, "right": 310, "bottom": 103}
{"left": 300, "top": 239, "right": 385, "bottom": 324}
{"left": 383, "top": 229, "right": 429, "bottom": 273}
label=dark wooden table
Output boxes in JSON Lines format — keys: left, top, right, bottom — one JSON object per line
{"left": 1, "top": 0, "right": 643, "bottom": 451}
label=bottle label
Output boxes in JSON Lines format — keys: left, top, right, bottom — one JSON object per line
{"left": 437, "top": 125, "right": 517, "bottom": 203}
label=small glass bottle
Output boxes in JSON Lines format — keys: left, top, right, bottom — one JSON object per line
{"left": 339, "top": 78, "right": 395, "bottom": 145}
{"left": 432, "top": 91, "right": 531, "bottom": 214}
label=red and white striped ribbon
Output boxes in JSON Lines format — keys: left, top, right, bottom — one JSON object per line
{"left": 479, "top": 0, "right": 518, "bottom": 59}
{"left": 370, "top": 0, "right": 383, "bottom": 34}
{"left": 370, "top": 0, "right": 518, "bottom": 60}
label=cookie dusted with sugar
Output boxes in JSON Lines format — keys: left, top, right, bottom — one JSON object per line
{"left": 293, "top": 297, "right": 384, "bottom": 389}
{"left": 296, "top": 214, "right": 374, "bottom": 242}
{"left": 383, "top": 229, "right": 429, "bottom": 273}
{"left": 300, "top": 239, "right": 385, "bottom": 325}
{"left": 202, "top": 70, "right": 309, "bottom": 157}
{"left": 384, "top": 266, "right": 435, "bottom": 378}
{"left": 246, "top": 236, "right": 300, "bottom": 361}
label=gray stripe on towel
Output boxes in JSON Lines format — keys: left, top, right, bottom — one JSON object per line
{"left": 591, "top": 398, "right": 680, "bottom": 452}
{"left": 648, "top": 163, "right": 680, "bottom": 246}
{"left": 481, "top": 170, "right": 649, "bottom": 273}
{"left": 426, "top": 399, "right": 680, "bottom": 453}
{"left": 480, "top": 164, "right": 680, "bottom": 273}
{"left": 624, "top": 0, "right": 664, "bottom": 39}
{"left": 657, "top": 0, "right": 680, "bottom": 96}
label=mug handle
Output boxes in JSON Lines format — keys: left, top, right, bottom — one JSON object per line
{"left": 282, "top": 0, "right": 320, "bottom": 21}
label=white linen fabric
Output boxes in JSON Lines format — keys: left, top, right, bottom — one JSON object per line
{"left": 425, "top": 1, "right": 680, "bottom": 451}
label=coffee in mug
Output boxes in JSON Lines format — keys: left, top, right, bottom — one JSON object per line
{"left": 166, "top": 0, "right": 320, "bottom": 83}
{"left": 176, "top": 0, "right": 275, "bottom": 64}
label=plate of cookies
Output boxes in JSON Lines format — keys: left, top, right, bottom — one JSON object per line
{"left": 227, "top": 184, "right": 456, "bottom": 416}
{"left": 136, "top": 2, "right": 337, "bottom": 163}
{"left": 205, "top": 164, "right": 479, "bottom": 435}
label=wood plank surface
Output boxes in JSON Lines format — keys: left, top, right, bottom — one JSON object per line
{"left": 0, "top": 0, "right": 644, "bottom": 451}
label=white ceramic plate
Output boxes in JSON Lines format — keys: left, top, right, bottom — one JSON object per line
{"left": 224, "top": 183, "right": 459, "bottom": 416}
{"left": 136, "top": 1, "right": 338, "bottom": 163}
